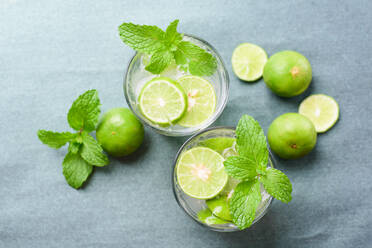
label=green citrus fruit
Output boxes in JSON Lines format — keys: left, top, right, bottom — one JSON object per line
{"left": 263, "top": 51, "right": 312, "bottom": 97}
{"left": 206, "top": 194, "right": 232, "bottom": 221}
{"left": 96, "top": 108, "right": 144, "bottom": 157}
{"left": 197, "top": 208, "right": 230, "bottom": 225}
{"left": 268, "top": 113, "right": 317, "bottom": 159}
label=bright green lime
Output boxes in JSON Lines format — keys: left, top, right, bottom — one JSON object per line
{"left": 299, "top": 94, "right": 339, "bottom": 133}
{"left": 268, "top": 113, "right": 317, "bottom": 159}
{"left": 231, "top": 43, "right": 268, "bottom": 82}
{"left": 138, "top": 77, "right": 187, "bottom": 125}
{"left": 200, "top": 137, "right": 235, "bottom": 154}
{"left": 206, "top": 195, "right": 232, "bottom": 221}
{"left": 176, "top": 147, "right": 228, "bottom": 199}
{"left": 96, "top": 108, "right": 144, "bottom": 157}
{"left": 263, "top": 51, "right": 312, "bottom": 97}
{"left": 197, "top": 208, "right": 230, "bottom": 225}
{"left": 177, "top": 76, "right": 216, "bottom": 127}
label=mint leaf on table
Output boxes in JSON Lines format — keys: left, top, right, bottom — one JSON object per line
{"left": 67, "top": 89, "right": 100, "bottom": 132}
{"left": 118, "top": 20, "right": 217, "bottom": 76}
{"left": 37, "top": 89, "right": 109, "bottom": 189}
{"left": 80, "top": 132, "right": 109, "bottom": 167}
{"left": 118, "top": 23, "right": 166, "bottom": 53}
{"left": 223, "top": 156, "right": 257, "bottom": 181}
{"left": 260, "top": 168, "right": 292, "bottom": 203}
{"left": 145, "top": 49, "right": 174, "bottom": 74}
{"left": 62, "top": 152, "right": 93, "bottom": 189}
{"left": 229, "top": 180, "right": 262, "bottom": 230}
{"left": 37, "top": 130, "right": 76, "bottom": 149}
{"left": 236, "top": 115, "right": 268, "bottom": 165}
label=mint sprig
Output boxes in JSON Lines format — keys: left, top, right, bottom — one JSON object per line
{"left": 118, "top": 20, "right": 217, "bottom": 76}
{"left": 224, "top": 115, "right": 293, "bottom": 230}
{"left": 37, "top": 90, "right": 109, "bottom": 189}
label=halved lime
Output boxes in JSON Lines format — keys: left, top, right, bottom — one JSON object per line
{"left": 177, "top": 76, "right": 216, "bottom": 127}
{"left": 231, "top": 43, "right": 268, "bottom": 82}
{"left": 176, "top": 147, "right": 228, "bottom": 199}
{"left": 138, "top": 77, "right": 187, "bottom": 125}
{"left": 299, "top": 94, "right": 339, "bottom": 133}
{"left": 197, "top": 208, "right": 230, "bottom": 225}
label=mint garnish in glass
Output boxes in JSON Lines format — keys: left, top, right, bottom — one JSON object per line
{"left": 224, "top": 115, "right": 292, "bottom": 229}
{"left": 118, "top": 20, "right": 217, "bottom": 76}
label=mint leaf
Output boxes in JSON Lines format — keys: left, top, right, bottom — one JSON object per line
{"left": 67, "top": 90, "right": 100, "bottom": 132}
{"left": 229, "top": 180, "right": 262, "bottom": 230}
{"left": 118, "top": 23, "right": 166, "bottom": 53}
{"left": 80, "top": 132, "right": 109, "bottom": 167}
{"left": 223, "top": 156, "right": 257, "bottom": 181}
{"left": 145, "top": 50, "right": 173, "bottom": 74}
{"left": 260, "top": 168, "right": 292, "bottom": 203}
{"left": 165, "top": 19, "right": 182, "bottom": 49}
{"left": 68, "top": 141, "right": 81, "bottom": 154}
{"left": 62, "top": 152, "right": 93, "bottom": 189}
{"left": 236, "top": 115, "right": 268, "bottom": 165}
{"left": 37, "top": 130, "right": 75, "bottom": 149}
{"left": 174, "top": 41, "right": 217, "bottom": 76}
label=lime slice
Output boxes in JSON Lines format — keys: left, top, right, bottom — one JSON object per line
{"left": 177, "top": 76, "right": 216, "bottom": 127}
{"left": 176, "top": 147, "right": 228, "bottom": 199}
{"left": 200, "top": 137, "right": 235, "bottom": 154}
{"left": 220, "top": 177, "right": 240, "bottom": 196}
{"left": 138, "top": 77, "right": 187, "bottom": 125}
{"left": 206, "top": 195, "right": 232, "bottom": 221}
{"left": 231, "top": 43, "right": 268, "bottom": 81}
{"left": 299, "top": 94, "right": 339, "bottom": 133}
{"left": 197, "top": 208, "right": 230, "bottom": 225}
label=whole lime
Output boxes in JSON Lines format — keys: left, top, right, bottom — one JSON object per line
{"left": 263, "top": 51, "right": 312, "bottom": 97}
{"left": 268, "top": 113, "right": 317, "bottom": 159}
{"left": 96, "top": 108, "right": 144, "bottom": 157}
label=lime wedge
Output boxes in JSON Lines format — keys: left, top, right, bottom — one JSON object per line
{"left": 206, "top": 195, "right": 232, "bottom": 221}
{"left": 176, "top": 147, "right": 228, "bottom": 199}
{"left": 231, "top": 43, "right": 268, "bottom": 82}
{"left": 197, "top": 208, "right": 230, "bottom": 225}
{"left": 299, "top": 94, "right": 339, "bottom": 133}
{"left": 199, "top": 137, "right": 235, "bottom": 154}
{"left": 177, "top": 76, "right": 216, "bottom": 127}
{"left": 138, "top": 77, "right": 187, "bottom": 125}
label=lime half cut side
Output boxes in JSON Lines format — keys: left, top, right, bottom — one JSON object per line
{"left": 177, "top": 76, "right": 216, "bottom": 127}
{"left": 232, "top": 43, "right": 268, "bottom": 82}
{"left": 176, "top": 147, "right": 228, "bottom": 199}
{"left": 138, "top": 77, "right": 187, "bottom": 125}
{"left": 299, "top": 94, "right": 339, "bottom": 133}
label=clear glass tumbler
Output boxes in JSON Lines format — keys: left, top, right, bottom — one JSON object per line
{"left": 172, "top": 127, "right": 274, "bottom": 232}
{"left": 123, "top": 34, "right": 229, "bottom": 136}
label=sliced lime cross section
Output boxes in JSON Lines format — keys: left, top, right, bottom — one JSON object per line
{"left": 232, "top": 43, "right": 268, "bottom": 82}
{"left": 138, "top": 77, "right": 187, "bottom": 125}
{"left": 177, "top": 76, "right": 216, "bottom": 127}
{"left": 299, "top": 94, "right": 339, "bottom": 133}
{"left": 176, "top": 147, "right": 228, "bottom": 199}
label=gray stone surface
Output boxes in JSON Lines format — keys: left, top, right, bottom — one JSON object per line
{"left": 1, "top": 0, "right": 371, "bottom": 247}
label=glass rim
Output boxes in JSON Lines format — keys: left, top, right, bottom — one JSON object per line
{"left": 171, "top": 126, "right": 274, "bottom": 232}
{"left": 123, "top": 34, "right": 230, "bottom": 137}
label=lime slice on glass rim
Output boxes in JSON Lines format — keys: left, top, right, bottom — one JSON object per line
{"left": 138, "top": 77, "right": 187, "bottom": 125}
{"left": 231, "top": 43, "right": 268, "bottom": 82}
{"left": 177, "top": 75, "right": 216, "bottom": 127}
{"left": 299, "top": 94, "right": 339, "bottom": 133}
{"left": 176, "top": 147, "right": 228, "bottom": 199}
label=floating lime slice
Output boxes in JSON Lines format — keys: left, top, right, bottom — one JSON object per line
{"left": 138, "top": 77, "right": 187, "bottom": 125}
{"left": 177, "top": 76, "right": 216, "bottom": 127}
{"left": 206, "top": 195, "right": 232, "bottom": 221}
{"left": 200, "top": 137, "right": 236, "bottom": 154}
{"left": 176, "top": 147, "right": 228, "bottom": 199}
{"left": 197, "top": 208, "right": 230, "bottom": 225}
{"left": 231, "top": 43, "right": 268, "bottom": 82}
{"left": 299, "top": 94, "right": 339, "bottom": 133}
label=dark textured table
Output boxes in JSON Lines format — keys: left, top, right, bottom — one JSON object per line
{"left": 1, "top": 0, "right": 371, "bottom": 247}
